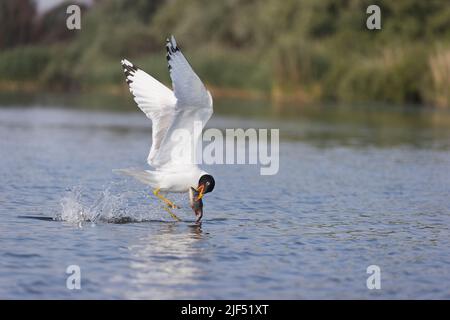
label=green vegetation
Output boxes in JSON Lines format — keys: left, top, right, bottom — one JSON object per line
{"left": 1, "top": 0, "right": 450, "bottom": 108}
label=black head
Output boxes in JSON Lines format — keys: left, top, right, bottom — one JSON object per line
{"left": 198, "top": 174, "right": 215, "bottom": 194}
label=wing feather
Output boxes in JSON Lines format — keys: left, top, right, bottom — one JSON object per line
{"left": 150, "top": 36, "right": 213, "bottom": 169}
{"left": 165, "top": 36, "right": 212, "bottom": 109}
{"left": 120, "top": 59, "right": 177, "bottom": 165}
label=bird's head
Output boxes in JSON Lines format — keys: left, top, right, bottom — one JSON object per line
{"left": 196, "top": 174, "right": 215, "bottom": 199}
{"left": 189, "top": 174, "right": 215, "bottom": 222}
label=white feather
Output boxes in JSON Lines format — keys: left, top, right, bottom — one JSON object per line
{"left": 150, "top": 35, "right": 213, "bottom": 169}
{"left": 120, "top": 59, "right": 177, "bottom": 165}
{"left": 118, "top": 36, "right": 213, "bottom": 192}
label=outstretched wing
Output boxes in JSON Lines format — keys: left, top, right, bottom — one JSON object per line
{"left": 121, "top": 59, "right": 177, "bottom": 165}
{"left": 151, "top": 36, "right": 213, "bottom": 169}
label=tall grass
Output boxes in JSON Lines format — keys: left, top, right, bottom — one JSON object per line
{"left": 428, "top": 47, "right": 450, "bottom": 108}
{"left": 0, "top": 46, "right": 51, "bottom": 81}
{"left": 332, "top": 47, "right": 427, "bottom": 105}
{"left": 1, "top": 0, "right": 450, "bottom": 108}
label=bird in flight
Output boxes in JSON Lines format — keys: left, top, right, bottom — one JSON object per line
{"left": 117, "top": 36, "right": 215, "bottom": 222}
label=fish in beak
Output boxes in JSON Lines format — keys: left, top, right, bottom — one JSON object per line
{"left": 189, "top": 187, "right": 203, "bottom": 222}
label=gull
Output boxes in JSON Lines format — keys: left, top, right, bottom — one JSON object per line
{"left": 116, "top": 35, "right": 215, "bottom": 222}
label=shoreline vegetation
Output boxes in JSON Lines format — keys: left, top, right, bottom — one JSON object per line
{"left": 0, "top": 80, "right": 268, "bottom": 101}
{"left": 1, "top": 0, "right": 450, "bottom": 109}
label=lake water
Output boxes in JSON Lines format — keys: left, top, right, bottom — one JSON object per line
{"left": 0, "top": 99, "right": 450, "bottom": 299}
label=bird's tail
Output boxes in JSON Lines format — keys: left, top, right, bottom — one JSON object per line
{"left": 113, "top": 168, "right": 158, "bottom": 187}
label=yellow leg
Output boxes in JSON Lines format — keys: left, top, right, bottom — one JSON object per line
{"left": 163, "top": 206, "right": 182, "bottom": 222}
{"left": 153, "top": 188, "right": 179, "bottom": 209}
{"left": 152, "top": 188, "right": 181, "bottom": 222}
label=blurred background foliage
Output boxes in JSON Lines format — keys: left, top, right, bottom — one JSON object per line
{"left": 0, "top": 0, "right": 450, "bottom": 108}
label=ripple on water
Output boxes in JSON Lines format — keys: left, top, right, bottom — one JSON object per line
{"left": 1, "top": 107, "right": 450, "bottom": 299}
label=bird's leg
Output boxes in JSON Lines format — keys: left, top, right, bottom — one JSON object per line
{"left": 153, "top": 188, "right": 179, "bottom": 209}
{"left": 163, "top": 206, "right": 182, "bottom": 222}
{"left": 147, "top": 190, "right": 181, "bottom": 222}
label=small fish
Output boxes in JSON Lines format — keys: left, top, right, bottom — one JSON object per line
{"left": 189, "top": 187, "right": 203, "bottom": 222}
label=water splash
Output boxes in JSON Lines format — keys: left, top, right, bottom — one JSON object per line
{"left": 58, "top": 186, "right": 87, "bottom": 224}
{"left": 55, "top": 183, "right": 187, "bottom": 225}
